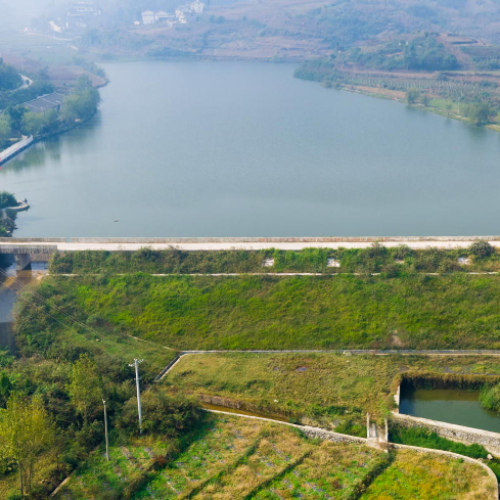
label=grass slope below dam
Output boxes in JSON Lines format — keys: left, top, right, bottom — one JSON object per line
{"left": 22, "top": 273, "right": 500, "bottom": 351}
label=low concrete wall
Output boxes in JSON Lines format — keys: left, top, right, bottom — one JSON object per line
{"left": 203, "top": 408, "right": 366, "bottom": 445}
{"left": 0, "top": 238, "right": 65, "bottom": 243}
{"left": 0, "top": 244, "right": 58, "bottom": 255}
{"left": 392, "top": 412, "right": 500, "bottom": 455}
{"left": 68, "top": 236, "right": 500, "bottom": 243}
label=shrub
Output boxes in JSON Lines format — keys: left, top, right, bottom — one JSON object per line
{"left": 469, "top": 240, "right": 495, "bottom": 258}
{"left": 117, "top": 389, "right": 203, "bottom": 437}
{"left": 479, "top": 382, "right": 500, "bottom": 411}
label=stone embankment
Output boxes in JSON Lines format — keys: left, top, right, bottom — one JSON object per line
{"left": 392, "top": 412, "right": 500, "bottom": 456}
{"left": 202, "top": 408, "right": 366, "bottom": 445}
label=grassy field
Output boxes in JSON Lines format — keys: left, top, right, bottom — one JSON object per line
{"left": 162, "top": 353, "right": 500, "bottom": 421}
{"left": 361, "top": 448, "right": 494, "bottom": 500}
{"left": 28, "top": 273, "right": 500, "bottom": 351}
{"left": 53, "top": 414, "right": 494, "bottom": 500}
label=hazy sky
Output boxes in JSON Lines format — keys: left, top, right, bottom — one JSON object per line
{"left": 0, "top": 0, "right": 62, "bottom": 27}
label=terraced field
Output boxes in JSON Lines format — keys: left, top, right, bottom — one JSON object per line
{"left": 161, "top": 352, "right": 500, "bottom": 421}
{"left": 53, "top": 415, "right": 495, "bottom": 500}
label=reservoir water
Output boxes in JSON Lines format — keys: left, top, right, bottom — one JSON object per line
{"left": 400, "top": 387, "right": 500, "bottom": 433}
{"left": 2, "top": 61, "right": 500, "bottom": 237}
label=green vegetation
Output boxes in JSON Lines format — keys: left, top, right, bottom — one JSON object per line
{"left": 4, "top": 269, "right": 500, "bottom": 497}
{"left": 0, "top": 74, "right": 101, "bottom": 149}
{"left": 294, "top": 29, "right": 500, "bottom": 130}
{"left": 0, "top": 191, "right": 19, "bottom": 239}
{"left": 51, "top": 414, "right": 492, "bottom": 500}
{"left": 49, "top": 242, "right": 500, "bottom": 274}
{"left": 0, "top": 59, "right": 21, "bottom": 92}
{"left": 342, "top": 35, "right": 459, "bottom": 72}
{"left": 0, "top": 72, "right": 54, "bottom": 112}
{"left": 0, "top": 277, "right": 178, "bottom": 498}
{"left": 480, "top": 382, "right": 500, "bottom": 412}
{"left": 389, "top": 426, "right": 488, "bottom": 459}
{"left": 0, "top": 396, "right": 56, "bottom": 496}
{"left": 61, "top": 75, "right": 101, "bottom": 123}
{"left": 162, "top": 353, "right": 500, "bottom": 422}
{"left": 464, "top": 101, "right": 497, "bottom": 126}
{"left": 31, "top": 271, "right": 500, "bottom": 351}
{"left": 361, "top": 448, "right": 494, "bottom": 500}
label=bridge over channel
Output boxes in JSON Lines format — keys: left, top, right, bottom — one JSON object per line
{"left": 1, "top": 236, "right": 500, "bottom": 270}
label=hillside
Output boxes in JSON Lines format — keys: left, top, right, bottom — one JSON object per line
{"left": 75, "top": 0, "right": 500, "bottom": 60}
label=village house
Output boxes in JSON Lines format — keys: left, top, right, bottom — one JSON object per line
{"left": 141, "top": 10, "right": 156, "bottom": 25}
{"left": 175, "top": 6, "right": 192, "bottom": 24}
{"left": 65, "top": 1, "right": 101, "bottom": 31}
{"left": 190, "top": 0, "right": 205, "bottom": 14}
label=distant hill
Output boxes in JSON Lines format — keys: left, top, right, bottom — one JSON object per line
{"left": 64, "top": 0, "right": 500, "bottom": 60}
{"left": 288, "top": 0, "right": 500, "bottom": 46}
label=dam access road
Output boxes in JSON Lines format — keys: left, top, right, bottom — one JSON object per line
{"left": 1, "top": 236, "right": 498, "bottom": 269}
{"left": 2, "top": 236, "right": 500, "bottom": 253}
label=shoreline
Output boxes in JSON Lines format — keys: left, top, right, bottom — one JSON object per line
{"left": 316, "top": 78, "right": 500, "bottom": 133}
{"left": 100, "top": 55, "right": 497, "bottom": 133}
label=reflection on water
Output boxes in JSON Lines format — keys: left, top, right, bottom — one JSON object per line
{"left": 400, "top": 387, "right": 500, "bottom": 433}
{"left": 0, "top": 113, "right": 101, "bottom": 174}
{"left": 0, "top": 262, "right": 48, "bottom": 351}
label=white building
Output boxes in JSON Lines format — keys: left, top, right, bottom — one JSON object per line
{"left": 175, "top": 6, "right": 191, "bottom": 24}
{"left": 142, "top": 10, "right": 156, "bottom": 25}
{"left": 190, "top": 0, "right": 205, "bottom": 14}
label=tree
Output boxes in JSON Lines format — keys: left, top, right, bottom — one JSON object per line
{"left": 117, "top": 389, "right": 202, "bottom": 437}
{"left": 67, "top": 354, "right": 103, "bottom": 425}
{"left": 0, "top": 192, "right": 17, "bottom": 209}
{"left": 61, "top": 84, "right": 101, "bottom": 123}
{"left": 406, "top": 88, "right": 420, "bottom": 105}
{"left": 469, "top": 240, "right": 495, "bottom": 258}
{"left": 20, "top": 111, "right": 45, "bottom": 136}
{"left": 0, "top": 59, "right": 22, "bottom": 91}
{"left": 0, "top": 395, "right": 55, "bottom": 495}
{"left": 0, "top": 115, "right": 11, "bottom": 138}
{"left": 0, "top": 371, "right": 12, "bottom": 407}
{"left": 464, "top": 102, "right": 496, "bottom": 126}
{"left": 5, "top": 106, "right": 25, "bottom": 133}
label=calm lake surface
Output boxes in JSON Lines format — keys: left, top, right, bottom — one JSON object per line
{"left": 400, "top": 387, "right": 500, "bottom": 433}
{"left": 2, "top": 61, "right": 500, "bottom": 237}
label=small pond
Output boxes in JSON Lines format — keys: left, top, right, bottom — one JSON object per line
{"left": 400, "top": 386, "right": 500, "bottom": 434}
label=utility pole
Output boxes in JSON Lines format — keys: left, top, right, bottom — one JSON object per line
{"left": 103, "top": 399, "right": 110, "bottom": 461}
{"left": 129, "top": 359, "right": 144, "bottom": 434}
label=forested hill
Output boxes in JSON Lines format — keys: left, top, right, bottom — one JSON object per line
{"left": 0, "top": 59, "right": 21, "bottom": 92}
{"left": 76, "top": 0, "right": 500, "bottom": 59}
{"left": 298, "top": 0, "right": 500, "bottom": 46}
